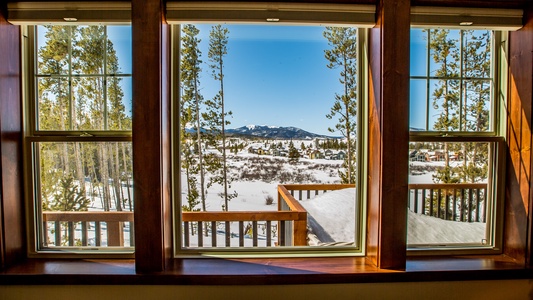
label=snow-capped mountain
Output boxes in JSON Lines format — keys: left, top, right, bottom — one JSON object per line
{"left": 226, "top": 125, "right": 337, "bottom": 139}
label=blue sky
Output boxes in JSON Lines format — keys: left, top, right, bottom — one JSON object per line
{"left": 191, "top": 24, "right": 343, "bottom": 136}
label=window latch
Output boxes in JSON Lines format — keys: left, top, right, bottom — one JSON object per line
{"left": 80, "top": 132, "right": 94, "bottom": 137}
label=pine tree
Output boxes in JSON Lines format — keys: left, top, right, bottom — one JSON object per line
{"left": 180, "top": 24, "right": 207, "bottom": 211}
{"left": 428, "top": 29, "right": 490, "bottom": 184}
{"left": 288, "top": 141, "right": 300, "bottom": 164}
{"left": 38, "top": 25, "right": 130, "bottom": 214}
{"left": 204, "top": 24, "right": 237, "bottom": 211}
{"left": 323, "top": 27, "right": 357, "bottom": 184}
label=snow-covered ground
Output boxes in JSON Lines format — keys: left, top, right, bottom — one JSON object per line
{"left": 180, "top": 145, "right": 488, "bottom": 248}
{"left": 50, "top": 139, "right": 488, "bottom": 249}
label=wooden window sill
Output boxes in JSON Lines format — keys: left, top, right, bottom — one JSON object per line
{"left": 1, "top": 255, "right": 531, "bottom": 285}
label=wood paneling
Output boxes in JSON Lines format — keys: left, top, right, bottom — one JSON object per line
{"left": 367, "top": 0, "right": 410, "bottom": 270}
{"left": 132, "top": 0, "right": 171, "bottom": 272}
{"left": 506, "top": 5, "right": 533, "bottom": 267}
{"left": 0, "top": 5, "right": 24, "bottom": 269}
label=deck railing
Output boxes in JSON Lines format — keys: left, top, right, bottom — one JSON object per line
{"left": 181, "top": 184, "right": 355, "bottom": 248}
{"left": 41, "top": 183, "right": 486, "bottom": 248}
{"left": 408, "top": 183, "right": 488, "bottom": 223}
{"left": 42, "top": 211, "right": 134, "bottom": 247}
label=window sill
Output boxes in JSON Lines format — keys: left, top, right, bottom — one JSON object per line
{"left": 1, "top": 255, "right": 532, "bottom": 285}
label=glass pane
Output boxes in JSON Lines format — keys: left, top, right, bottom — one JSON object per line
{"left": 408, "top": 141, "right": 491, "bottom": 246}
{"left": 463, "top": 30, "right": 491, "bottom": 78}
{"left": 106, "top": 26, "right": 132, "bottom": 74}
{"left": 37, "top": 142, "right": 133, "bottom": 249}
{"left": 429, "top": 29, "right": 460, "bottom": 78}
{"left": 410, "top": 79, "right": 428, "bottom": 131}
{"left": 179, "top": 24, "right": 358, "bottom": 249}
{"left": 73, "top": 26, "right": 105, "bottom": 75}
{"left": 37, "top": 77, "right": 70, "bottom": 130}
{"left": 410, "top": 28, "right": 428, "bottom": 77}
{"left": 429, "top": 79, "right": 461, "bottom": 132}
{"left": 72, "top": 77, "right": 106, "bottom": 130}
{"left": 463, "top": 80, "right": 492, "bottom": 132}
{"left": 37, "top": 26, "right": 71, "bottom": 75}
{"left": 107, "top": 76, "right": 132, "bottom": 130}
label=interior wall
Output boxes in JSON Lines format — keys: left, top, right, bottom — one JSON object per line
{"left": 1, "top": 280, "right": 532, "bottom": 300}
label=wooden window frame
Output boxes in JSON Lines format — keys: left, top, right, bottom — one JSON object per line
{"left": 1, "top": 0, "right": 533, "bottom": 283}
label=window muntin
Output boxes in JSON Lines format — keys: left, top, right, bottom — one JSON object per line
{"left": 408, "top": 28, "right": 504, "bottom": 252}
{"left": 35, "top": 25, "right": 132, "bottom": 132}
{"left": 173, "top": 24, "right": 366, "bottom": 255}
{"left": 28, "top": 25, "right": 133, "bottom": 253}
{"left": 410, "top": 29, "right": 494, "bottom": 133}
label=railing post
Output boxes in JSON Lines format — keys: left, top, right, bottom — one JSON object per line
{"left": 107, "top": 221, "right": 124, "bottom": 246}
{"left": 293, "top": 213, "right": 307, "bottom": 246}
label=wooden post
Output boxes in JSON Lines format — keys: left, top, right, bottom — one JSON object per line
{"left": 293, "top": 214, "right": 308, "bottom": 246}
{"left": 506, "top": 4, "right": 533, "bottom": 267}
{"left": 132, "top": 0, "right": 172, "bottom": 272}
{"left": 0, "top": 5, "right": 25, "bottom": 269}
{"left": 367, "top": 0, "right": 410, "bottom": 270}
{"left": 107, "top": 221, "right": 124, "bottom": 246}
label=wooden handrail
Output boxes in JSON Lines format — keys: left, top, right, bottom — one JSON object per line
{"left": 182, "top": 211, "right": 301, "bottom": 222}
{"left": 278, "top": 185, "right": 308, "bottom": 214}
{"left": 43, "top": 211, "right": 134, "bottom": 222}
{"left": 409, "top": 183, "right": 487, "bottom": 189}
{"left": 280, "top": 183, "right": 355, "bottom": 191}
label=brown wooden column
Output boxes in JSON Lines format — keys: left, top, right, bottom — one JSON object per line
{"left": 367, "top": 0, "right": 410, "bottom": 270}
{"left": 132, "top": 0, "right": 172, "bottom": 272}
{"left": 506, "top": 4, "right": 533, "bottom": 267}
{"left": 0, "top": 4, "right": 25, "bottom": 269}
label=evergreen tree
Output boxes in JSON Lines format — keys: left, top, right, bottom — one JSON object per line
{"left": 180, "top": 24, "right": 207, "bottom": 211}
{"left": 323, "top": 27, "right": 357, "bottom": 184}
{"left": 288, "top": 141, "right": 300, "bottom": 164}
{"left": 37, "top": 25, "right": 130, "bottom": 215}
{"left": 428, "top": 29, "right": 490, "bottom": 184}
{"left": 204, "top": 24, "right": 237, "bottom": 211}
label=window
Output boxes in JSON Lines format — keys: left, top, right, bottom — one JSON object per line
{"left": 172, "top": 23, "right": 368, "bottom": 255}
{"left": 26, "top": 25, "right": 133, "bottom": 253}
{"left": 408, "top": 28, "right": 506, "bottom": 252}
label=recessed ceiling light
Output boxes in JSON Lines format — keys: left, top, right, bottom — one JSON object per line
{"left": 460, "top": 21, "right": 473, "bottom": 26}
{"left": 64, "top": 17, "right": 78, "bottom": 22}
{"left": 266, "top": 18, "right": 280, "bottom": 22}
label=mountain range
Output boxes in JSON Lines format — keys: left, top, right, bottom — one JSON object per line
{"left": 185, "top": 125, "right": 336, "bottom": 139}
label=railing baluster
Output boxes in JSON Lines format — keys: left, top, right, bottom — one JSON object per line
{"left": 307, "top": 190, "right": 311, "bottom": 200}
{"left": 266, "top": 220, "right": 272, "bottom": 247}
{"left": 414, "top": 188, "right": 419, "bottom": 213}
{"left": 452, "top": 189, "right": 457, "bottom": 221}
{"left": 468, "top": 188, "right": 474, "bottom": 222}
{"left": 279, "top": 221, "right": 285, "bottom": 246}
{"left": 129, "top": 221, "right": 135, "bottom": 247}
{"left": 253, "top": 221, "right": 258, "bottom": 247}
{"left": 43, "top": 221, "right": 49, "bottom": 247}
{"left": 239, "top": 221, "right": 244, "bottom": 247}
{"left": 422, "top": 189, "right": 427, "bottom": 215}
{"left": 211, "top": 221, "right": 217, "bottom": 247}
{"left": 55, "top": 221, "right": 61, "bottom": 246}
{"left": 429, "top": 189, "right": 434, "bottom": 217}
{"left": 298, "top": 190, "right": 302, "bottom": 201}
{"left": 81, "top": 221, "right": 88, "bottom": 246}
{"left": 481, "top": 188, "right": 487, "bottom": 223}
{"left": 437, "top": 189, "right": 442, "bottom": 219}
{"left": 183, "top": 222, "right": 190, "bottom": 247}
{"left": 198, "top": 221, "right": 203, "bottom": 247}
{"left": 225, "top": 221, "right": 230, "bottom": 247}
{"left": 444, "top": 189, "right": 450, "bottom": 220}
{"left": 476, "top": 188, "right": 481, "bottom": 222}
{"left": 460, "top": 189, "right": 465, "bottom": 222}
{"left": 95, "top": 221, "right": 101, "bottom": 246}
